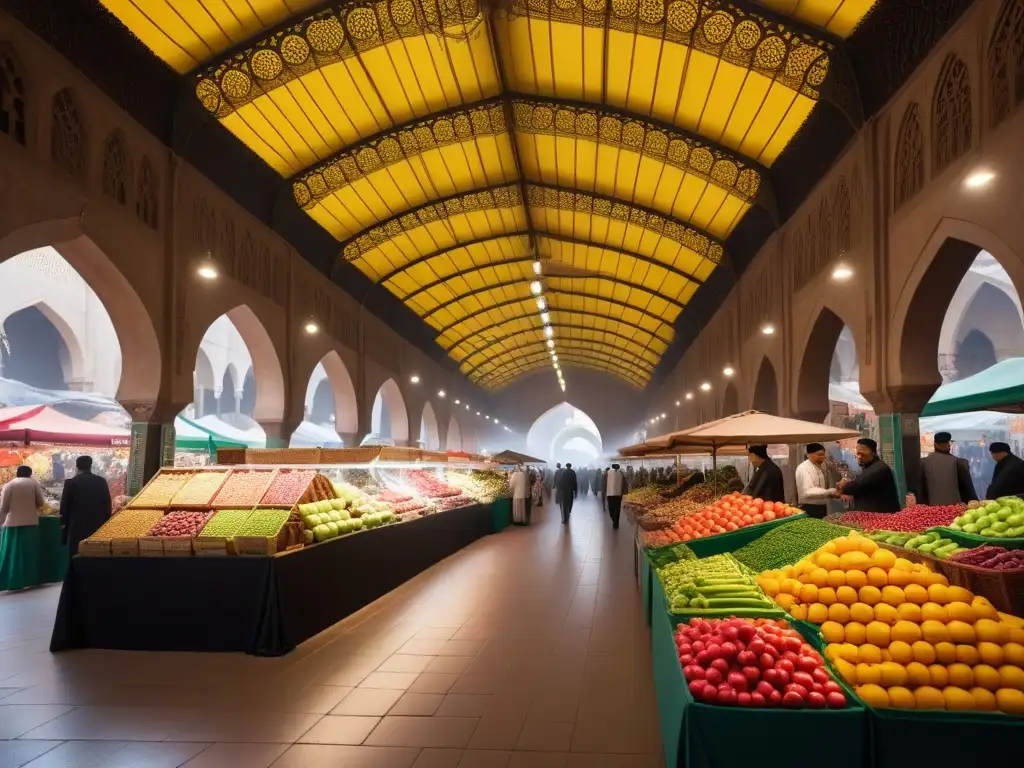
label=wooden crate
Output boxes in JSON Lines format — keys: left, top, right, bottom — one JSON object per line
{"left": 79, "top": 538, "right": 111, "bottom": 557}
{"left": 194, "top": 536, "right": 230, "bottom": 556}
{"left": 380, "top": 446, "right": 422, "bottom": 462}
{"left": 234, "top": 527, "right": 289, "bottom": 556}
{"left": 162, "top": 537, "right": 194, "bottom": 557}
{"left": 216, "top": 448, "right": 247, "bottom": 465}
{"left": 245, "top": 448, "right": 321, "bottom": 465}
{"left": 138, "top": 537, "right": 164, "bottom": 557}
{"left": 111, "top": 538, "right": 140, "bottom": 557}
{"left": 320, "top": 447, "right": 381, "bottom": 464}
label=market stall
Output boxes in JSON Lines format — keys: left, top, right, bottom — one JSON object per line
{"left": 49, "top": 459, "right": 509, "bottom": 654}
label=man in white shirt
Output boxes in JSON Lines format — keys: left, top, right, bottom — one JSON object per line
{"left": 795, "top": 443, "right": 836, "bottom": 519}
{"left": 605, "top": 463, "right": 628, "bottom": 530}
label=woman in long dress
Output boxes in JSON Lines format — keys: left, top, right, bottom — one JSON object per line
{"left": 510, "top": 466, "right": 529, "bottom": 525}
{"left": 0, "top": 465, "right": 47, "bottom": 591}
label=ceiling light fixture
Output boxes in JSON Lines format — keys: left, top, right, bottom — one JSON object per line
{"left": 700, "top": 382, "right": 712, "bottom": 392}
{"left": 196, "top": 264, "right": 219, "bottom": 280}
{"left": 540, "top": 311, "right": 550, "bottom": 323}
{"left": 476, "top": 411, "right": 481, "bottom": 415}
{"left": 761, "top": 322, "right": 775, "bottom": 336}
{"left": 410, "top": 375, "right": 420, "bottom": 384}
{"left": 964, "top": 169, "right": 996, "bottom": 189}
{"left": 532, "top": 260, "right": 542, "bottom": 275}
{"left": 544, "top": 326, "right": 554, "bottom": 338}
{"left": 438, "top": 390, "right": 446, "bottom": 398}
{"left": 552, "top": 354, "right": 558, "bottom": 362}
{"left": 303, "top": 321, "right": 319, "bottom": 335}
{"left": 675, "top": 400, "right": 681, "bottom": 407}
{"left": 831, "top": 264, "right": 854, "bottom": 282}
{"left": 494, "top": 419, "right": 500, "bottom": 424}
{"left": 529, "top": 280, "right": 542, "bottom": 295}
{"left": 465, "top": 404, "right": 470, "bottom": 410}
{"left": 661, "top": 413, "right": 666, "bottom": 419}
{"left": 723, "top": 366, "right": 735, "bottom": 377}
{"left": 547, "top": 339, "right": 555, "bottom": 349}
{"left": 454, "top": 399, "right": 460, "bottom": 404}
{"left": 536, "top": 297, "right": 547, "bottom": 311}
{"left": 685, "top": 392, "right": 694, "bottom": 400}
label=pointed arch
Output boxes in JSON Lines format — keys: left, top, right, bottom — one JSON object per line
{"left": 307, "top": 351, "right": 358, "bottom": 435}
{"left": 420, "top": 401, "right": 440, "bottom": 450}
{"left": 51, "top": 88, "right": 86, "bottom": 180}
{"left": 932, "top": 55, "right": 972, "bottom": 175}
{"left": 989, "top": 0, "right": 1024, "bottom": 128}
{"left": 447, "top": 414, "right": 463, "bottom": 451}
{"left": 796, "top": 306, "right": 853, "bottom": 421}
{"left": 722, "top": 383, "right": 739, "bottom": 418}
{"left": 101, "top": 130, "right": 131, "bottom": 205}
{"left": 372, "top": 378, "right": 410, "bottom": 444}
{"left": 752, "top": 357, "right": 779, "bottom": 415}
{"left": 894, "top": 103, "right": 924, "bottom": 210}
{"left": 0, "top": 42, "right": 26, "bottom": 146}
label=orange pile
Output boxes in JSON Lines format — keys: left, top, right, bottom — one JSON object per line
{"left": 756, "top": 531, "right": 1024, "bottom": 715}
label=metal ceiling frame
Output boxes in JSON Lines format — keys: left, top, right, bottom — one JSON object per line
{"left": 401, "top": 256, "right": 538, "bottom": 304}
{"left": 450, "top": 321, "right": 664, "bottom": 365}
{"left": 441, "top": 304, "right": 673, "bottom": 352}
{"left": 536, "top": 232, "right": 705, "bottom": 285}
{"left": 478, "top": 347, "right": 650, "bottom": 387}
{"left": 462, "top": 333, "right": 657, "bottom": 378}
{"left": 378, "top": 231, "right": 532, "bottom": 284}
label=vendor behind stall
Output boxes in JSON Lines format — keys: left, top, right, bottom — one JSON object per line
{"left": 0, "top": 465, "right": 46, "bottom": 590}
{"left": 836, "top": 438, "right": 900, "bottom": 512}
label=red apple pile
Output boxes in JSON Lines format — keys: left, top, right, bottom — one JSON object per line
{"left": 677, "top": 617, "right": 848, "bottom": 709}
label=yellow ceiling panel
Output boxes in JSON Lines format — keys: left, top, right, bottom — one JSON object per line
{"left": 405, "top": 261, "right": 536, "bottom": 317}
{"left": 99, "top": 0, "right": 323, "bottom": 73}
{"left": 758, "top": 0, "right": 879, "bottom": 38}
{"left": 424, "top": 281, "right": 535, "bottom": 333}
{"left": 478, "top": 347, "right": 650, "bottom": 387}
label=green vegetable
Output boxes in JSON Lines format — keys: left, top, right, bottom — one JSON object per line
{"left": 200, "top": 509, "right": 253, "bottom": 537}
{"left": 730, "top": 518, "right": 851, "bottom": 571}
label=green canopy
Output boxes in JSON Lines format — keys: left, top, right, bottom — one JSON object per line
{"left": 173, "top": 416, "right": 249, "bottom": 452}
{"left": 921, "top": 358, "right": 1024, "bottom": 417}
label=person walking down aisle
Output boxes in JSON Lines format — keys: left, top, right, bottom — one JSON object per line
{"left": 743, "top": 445, "right": 785, "bottom": 503}
{"left": 919, "top": 431, "right": 977, "bottom": 506}
{"left": 605, "top": 463, "right": 628, "bottom": 530}
{"left": 0, "top": 466, "right": 47, "bottom": 590}
{"left": 837, "top": 438, "right": 900, "bottom": 513}
{"left": 557, "top": 462, "right": 578, "bottom": 524}
{"left": 553, "top": 462, "right": 564, "bottom": 507}
{"left": 795, "top": 443, "right": 835, "bottom": 519}
{"left": 986, "top": 441, "right": 1024, "bottom": 499}
{"left": 510, "top": 464, "right": 529, "bottom": 525}
{"left": 60, "top": 456, "right": 112, "bottom": 562}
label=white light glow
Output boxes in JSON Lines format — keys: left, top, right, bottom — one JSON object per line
{"left": 761, "top": 323, "right": 775, "bottom": 336}
{"left": 700, "top": 382, "right": 711, "bottom": 392}
{"left": 536, "top": 297, "right": 546, "bottom": 311}
{"left": 454, "top": 399, "right": 460, "bottom": 404}
{"left": 552, "top": 354, "right": 558, "bottom": 362}
{"left": 544, "top": 326, "right": 554, "bottom": 338}
{"left": 540, "top": 312, "right": 550, "bottom": 323}
{"left": 410, "top": 375, "right": 420, "bottom": 384}
{"left": 529, "top": 280, "right": 542, "bottom": 295}
{"left": 438, "top": 390, "right": 446, "bottom": 398}
{"left": 532, "top": 260, "right": 542, "bottom": 275}
{"left": 304, "top": 322, "right": 319, "bottom": 335}
{"left": 723, "top": 366, "right": 735, "bottom": 377}
{"left": 197, "top": 265, "right": 218, "bottom": 280}
{"left": 964, "top": 170, "right": 996, "bottom": 189}
{"left": 675, "top": 401, "right": 681, "bottom": 407}
{"left": 685, "top": 392, "right": 694, "bottom": 400}
{"left": 831, "top": 264, "right": 854, "bottom": 281}
{"left": 547, "top": 339, "right": 555, "bottom": 348}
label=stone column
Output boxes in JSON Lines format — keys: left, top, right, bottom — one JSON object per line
{"left": 121, "top": 401, "right": 185, "bottom": 496}
{"left": 259, "top": 419, "right": 302, "bottom": 449}
{"left": 863, "top": 386, "right": 935, "bottom": 506}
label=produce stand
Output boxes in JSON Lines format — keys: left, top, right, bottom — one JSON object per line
{"left": 682, "top": 513, "right": 806, "bottom": 558}
{"left": 50, "top": 502, "right": 493, "bottom": 655}
{"left": 929, "top": 525, "right": 1024, "bottom": 550}
{"left": 491, "top": 497, "right": 512, "bottom": 532}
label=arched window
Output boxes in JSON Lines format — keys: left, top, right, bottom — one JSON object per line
{"left": 0, "top": 44, "right": 25, "bottom": 146}
{"left": 835, "top": 176, "right": 851, "bottom": 253}
{"left": 51, "top": 88, "right": 86, "bottom": 180}
{"left": 932, "top": 55, "right": 972, "bottom": 175}
{"left": 101, "top": 131, "right": 130, "bottom": 205}
{"left": 818, "top": 195, "right": 832, "bottom": 268}
{"left": 989, "top": 0, "right": 1024, "bottom": 127}
{"left": 136, "top": 156, "right": 158, "bottom": 229}
{"left": 894, "top": 102, "right": 923, "bottom": 209}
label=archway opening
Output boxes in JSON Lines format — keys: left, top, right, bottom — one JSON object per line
{"left": 447, "top": 414, "right": 463, "bottom": 451}
{"left": 722, "top": 383, "right": 739, "bottom": 417}
{"left": 752, "top": 358, "right": 779, "bottom": 414}
{"left": 526, "top": 402, "right": 603, "bottom": 466}
{"left": 420, "top": 401, "right": 440, "bottom": 450}
{"left": 291, "top": 352, "right": 357, "bottom": 448}
{"left": 368, "top": 378, "right": 409, "bottom": 445}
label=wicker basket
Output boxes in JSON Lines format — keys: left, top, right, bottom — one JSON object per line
{"left": 216, "top": 448, "right": 247, "bottom": 465}
{"left": 938, "top": 559, "right": 1024, "bottom": 615}
{"left": 245, "top": 448, "right": 321, "bottom": 465}
{"left": 380, "top": 446, "right": 422, "bottom": 462}
{"left": 420, "top": 450, "right": 449, "bottom": 463}
{"left": 319, "top": 447, "right": 381, "bottom": 464}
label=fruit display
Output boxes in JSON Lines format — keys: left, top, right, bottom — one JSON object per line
{"left": 444, "top": 469, "right": 509, "bottom": 502}
{"left": 949, "top": 546, "right": 1024, "bottom": 570}
{"left": 435, "top": 495, "right": 473, "bottom": 511}
{"left": 878, "top": 530, "right": 966, "bottom": 559}
{"left": 833, "top": 504, "right": 965, "bottom": 533}
{"left": 636, "top": 499, "right": 708, "bottom": 532}
{"left": 624, "top": 484, "right": 662, "bottom": 507}
{"left": 756, "top": 531, "right": 1024, "bottom": 714}
{"left": 949, "top": 498, "right": 1024, "bottom": 538}
{"left": 660, "top": 493, "right": 801, "bottom": 543}
{"left": 128, "top": 471, "right": 195, "bottom": 508}
{"left": 211, "top": 470, "right": 277, "bottom": 507}
{"left": 731, "top": 518, "right": 852, "bottom": 571}
{"left": 199, "top": 508, "right": 253, "bottom": 537}
{"left": 659, "top": 554, "right": 776, "bottom": 615}
{"left": 237, "top": 508, "right": 291, "bottom": 537}
{"left": 677, "top": 617, "right": 849, "bottom": 709}
{"left": 169, "top": 470, "right": 230, "bottom": 507}
{"left": 86, "top": 508, "right": 165, "bottom": 541}
{"left": 405, "top": 470, "right": 461, "bottom": 498}
{"left": 260, "top": 469, "right": 319, "bottom": 506}
{"left": 146, "top": 510, "right": 213, "bottom": 537}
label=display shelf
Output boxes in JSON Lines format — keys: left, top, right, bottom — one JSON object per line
{"left": 210, "top": 469, "right": 277, "bottom": 508}
{"left": 127, "top": 469, "right": 196, "bottom": 509}
{"left": 169, "top": 469, "right": 230, "bottom": 508}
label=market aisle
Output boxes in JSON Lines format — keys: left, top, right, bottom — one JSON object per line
{"left": 0, "top": 494, "right": 663, "bottom": 768}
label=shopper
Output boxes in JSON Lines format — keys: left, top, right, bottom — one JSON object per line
{"left": 531, "top": 471, "right": 543, "bottom": 512}
{"left": 557, "top": 462, "right": 578, "bottom": 524}
{"left": 795, "top": 443, "right": 834, "bottom": 519}
{"left": 743, "top": 444, "right": 785, "bottom": 502}
{"left": 0, "top": 466, "right": 47, "bottom": 590}
{"left": 510, "top": 465, "right": 529, "bottom": 525}
{"left": 986, "top": 442, "right": 1024, "bottom": 499}
{"left": 836, "top": 438, "right": 900, "bottom": 512}
{"left": 553, "top": 462, "right": 564, "bottom": 507}
{"left": 606, "top": 463, "right": 628, "bottom": 530}
{"left": 59, "top": 455, "right": 112, "bottom": 561}
{"left": 918, "top": 431, "right": 977, "bottom": 506}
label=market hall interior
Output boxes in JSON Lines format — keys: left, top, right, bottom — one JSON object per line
{"left": 0, "top": 495, "right": 662, "bottom": 768}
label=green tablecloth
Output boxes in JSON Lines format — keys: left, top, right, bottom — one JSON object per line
{"left": 640, "top": 547, "right": 653, "bottom": 626}
{"left": 38, "top": 515, "right": 67, "bottom": 583}
{"left": 490, "top": 498, "right": 512, "bottom": 532}
{"left": 650, "top": 573, "right": 869, "bottom": 768}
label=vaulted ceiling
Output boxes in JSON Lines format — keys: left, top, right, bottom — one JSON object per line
{"left": 97, "top": 0, "right": 880, "bottom": 390}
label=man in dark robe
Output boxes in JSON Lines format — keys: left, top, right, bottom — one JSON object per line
{"left": 742, "top": 444, "right": 785, "bottom": 503}
{"left": 60, "top": 455, "right": 112, "bottom": 561}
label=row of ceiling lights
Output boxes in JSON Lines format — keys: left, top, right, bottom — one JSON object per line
{"left": 530, "top": 262, "right": 565, "bottom": 394}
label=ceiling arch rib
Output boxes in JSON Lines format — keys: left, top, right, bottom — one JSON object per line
{"left": 478, "top": 345, "right": 650, "bottom": 383}
{"left": 377, "top": 231, "right": 531, "bottom": 284}
{"left": 462, "top": 333, "right": 657, "bottom": 378}
{"left": 481, "top": 350, "right": 648, "bottom": 388}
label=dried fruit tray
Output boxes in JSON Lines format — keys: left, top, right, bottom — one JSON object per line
{"left": 259, "top": 469, "right": 318, "bottom": 507}
{"left": 169, "top": 469, "right": 231, "bottom": 508}
{"left": 195, "top": 508, "right": 254, "bottom": 556}
{"left": 234, "top": 508, "right": 292, "bottom": 556}
{"left": 82, "top": 509, "right": 165, "bottom": 557}
{"left": 210, "top": 469, "right": 278, "bottom": 508}
{"left": 128, "top": 470, "right": 196, "bottom": 509}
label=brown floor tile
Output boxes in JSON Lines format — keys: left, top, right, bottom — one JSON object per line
{"left": 437, "top": 640, "right": 486, "bottom": 657}
{"left": 458, "top": 749, "right": 512, "bottom": 767}
{"left": 298, "top": 715, "right": 381, "bottom": 745}
{"left": 414, "top": 627, "right": 459, "bottom": 641}
{"left": 507, "top": 753, "right": 568, "bottom": 768}
{"left": 358, "top": 672, "right": 420, "bottom": 690}
{"left": 331, "top": 688, "right": 404, "bottom": 716}
{"left": 364, "top": 716, "right": 479, "bottom": 748}
{"left": 408, "top": 673, "right": 459, "bottom": 695}
{"left": 515, "top": 720, "right": 574, "bottom": 752}
{"left": 397, "top": 639, "right": 448, "bottom": 656}
{"left": 181, "top": 742, "right": 291, "bottom": 768}
{"left": 412, "top": 748, "right": 465, "bottom": 768}
{"left": 388, "top": 692, "right": 444, "bottom": 716}
{"left": 425, "top": 656, "right": 474, "bottom": 675}
{"left": 378, "top": 655, "right": 436, "bottom": 674}
{"left": 20, "top": 741, "right": 211, "bottom": 768}
{"left": 437, "top": 693, "right": 493, "bottom": 717}
{"left": 270, "top": 744, "right": 420, "bottom": 767}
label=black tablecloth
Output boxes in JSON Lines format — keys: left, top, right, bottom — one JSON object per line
{"left": 50, "top": 504, "right": 493, "bottom": 656}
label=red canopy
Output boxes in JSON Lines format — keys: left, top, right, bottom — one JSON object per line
{"left": 0, "top": 405, "right": 131, "bottom": 448}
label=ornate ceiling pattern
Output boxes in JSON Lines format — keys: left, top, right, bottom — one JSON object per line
{"left": 102, "top": 0, "right": 878, "bottom": 389}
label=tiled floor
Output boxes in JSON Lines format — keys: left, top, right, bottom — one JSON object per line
{"left": 0, "top": 496, "right": 663, "bottom": 767}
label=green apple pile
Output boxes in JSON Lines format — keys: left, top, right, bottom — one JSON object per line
{"left": 951, "top": 497, "right": 1024, "bottom": 538}
{"left": 898, "top": 530, "right": 966, "bottom": 559}
{"left": 299, "top": 486, "right": 396, "bottom": 543}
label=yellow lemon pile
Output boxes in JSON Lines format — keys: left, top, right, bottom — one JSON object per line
{"left": 756, "top": 531, "right": 1024, "bottom": 715}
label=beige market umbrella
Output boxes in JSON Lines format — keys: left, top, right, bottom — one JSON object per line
{"left": 663, "top": 410, "right": 861, "bottom": 450}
